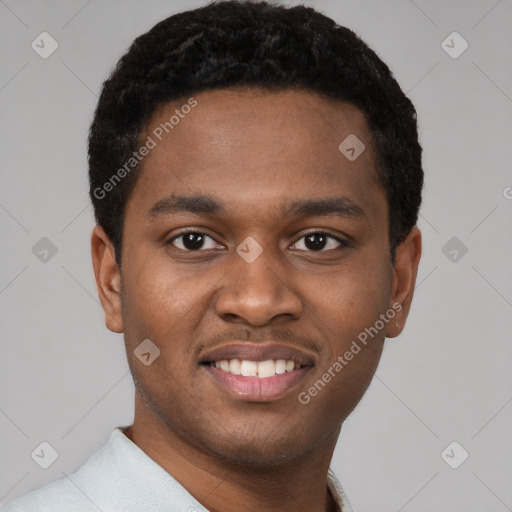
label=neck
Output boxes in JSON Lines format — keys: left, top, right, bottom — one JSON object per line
{"left": 125, "top": 397, "right": 341, "bottom": 512}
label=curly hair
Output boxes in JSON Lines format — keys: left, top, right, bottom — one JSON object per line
{"left": 88, "top": 0, "right": 423, "bottom": 265}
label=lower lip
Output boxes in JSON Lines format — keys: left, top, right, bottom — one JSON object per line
{"left": 203, "top": 365, "right": 311, "bottom": 402}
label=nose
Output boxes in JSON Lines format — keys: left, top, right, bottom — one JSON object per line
{"left": 214, "top": 247, "right": 303, "bottom": 327}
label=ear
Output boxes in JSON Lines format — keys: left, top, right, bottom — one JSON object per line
{"left": 385, "top": 226, "right": 422, "bottom": 338}
{"left": 91, "top": 225, "right": 123, "bottom": 333}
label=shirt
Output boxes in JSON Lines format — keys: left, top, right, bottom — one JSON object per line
{"left": 3, "top": 427, "right": 355, "bottom": 511}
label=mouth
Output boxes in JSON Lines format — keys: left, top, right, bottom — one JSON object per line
{"left": 199, "top": 342, "right": 315, "bottom": 402}
{"left": 205, "top": 358, "right": 303, "bottom": 377}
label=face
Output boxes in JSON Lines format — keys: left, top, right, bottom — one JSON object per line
{"left": 93, "top": 88, "right": 420, "bottom": 466}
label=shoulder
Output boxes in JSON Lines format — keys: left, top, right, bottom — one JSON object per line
{"left": 2, "top": 475, "right": 95, "bottom": 512}
{"left": 3, "top": 429, "right": 124, "bottom": 512}
{"left": 3, "top": 427, "right": 209, "bottom": 512}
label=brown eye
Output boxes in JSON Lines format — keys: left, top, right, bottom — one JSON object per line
{"left": 290, "top": 232, "right": 347, "bottom": 252}
{"left": 168, "top": 232, "right": 222, "bottom": 251}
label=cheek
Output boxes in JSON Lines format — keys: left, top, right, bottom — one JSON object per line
{"left": 123, "top": 253, "right": 199, "bottom": 324}
{"left": 120, "top": 269, "right": 197, "bottom": 407}
{"left": 301, "top": 257, "right": 391, "bottom": 414}
{"left": 319, "top": 255, "right": 392, "bottom": 337}
{"left": 119, "top": 261, "right": 195, "bottom": 359}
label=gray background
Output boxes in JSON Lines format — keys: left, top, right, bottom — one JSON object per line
{"left": 1, "top": 0, "right": 511, "bottom": 510}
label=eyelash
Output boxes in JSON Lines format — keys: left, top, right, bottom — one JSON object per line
{"left": 166, "top": 228, "right": 349, "bottom": 252}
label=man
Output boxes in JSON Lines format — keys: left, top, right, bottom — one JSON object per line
{"left": 4, "top": 1, "right": 422, "bottom": 510}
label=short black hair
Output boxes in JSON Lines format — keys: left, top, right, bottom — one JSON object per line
{"left": 88, "top": 0, "right": 423, "bottom": 265}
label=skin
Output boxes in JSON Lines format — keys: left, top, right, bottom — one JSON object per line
{"left": 91, "top": 88, "right": 421, "bottom": 512}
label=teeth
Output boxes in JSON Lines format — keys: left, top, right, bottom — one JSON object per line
{"left": 240, "top": 360, "right": 258, "bottom": 377}
{"left": 257, "top": 360, "right": 275, "bottom": 378}
{"left": 229, "top": 358, "right": 241, "bottom": 375}
{"left": 275, "top": 359, "right": 286, "bottom": 374}
{"left": 211, "top": 358, "right": 300, "bottom": 378}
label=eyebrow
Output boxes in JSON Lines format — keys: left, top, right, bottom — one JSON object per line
{"left": 146, "top": 194, "right": 366, "bottom": 220}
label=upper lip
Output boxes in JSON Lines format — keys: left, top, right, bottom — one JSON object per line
{"left": 199, "top": 342, "right": 316, "bottom": 367}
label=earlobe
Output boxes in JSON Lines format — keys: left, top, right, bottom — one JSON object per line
{"left": 385, "top": 226, "right": 422, "bottom": 338}
{"left": 91, "top": 225, "right": 124, "bottom": 333}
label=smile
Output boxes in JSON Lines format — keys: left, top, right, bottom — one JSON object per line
{"left": 208, "top": 358, "right": 301, "bottom": 378}
{"left": 199, "top": 342, "right": 315, "bottom": 401}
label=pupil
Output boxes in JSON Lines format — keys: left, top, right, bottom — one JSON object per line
{"left": 305, "top": 233, "right": 326, "bottom": 251}
{"left": 183, "top": 232, "right": 204, "bottom": 250}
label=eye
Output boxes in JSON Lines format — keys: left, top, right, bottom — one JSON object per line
{"left": 167, "top": 230, "right": 348, "bottom": 252}
{"left": 290, "top": 232, "right": 347, "bottom": 252}
{"left": 167, "top": 231, "right": 223, "bottom": 251}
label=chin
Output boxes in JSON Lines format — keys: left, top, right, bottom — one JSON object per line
{"left": 207, "top": 440, "right": 306, "bottom": 467}
{"left": 186, "top": 422, "right": 318, "bottom": 468}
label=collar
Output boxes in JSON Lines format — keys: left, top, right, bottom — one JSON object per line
{"left": 327, "top": 468, "right": 355, "bottom": 512}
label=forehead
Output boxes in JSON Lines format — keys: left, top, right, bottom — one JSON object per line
{"left": 128, "top": 88, "right": 386, "bottom": 224}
